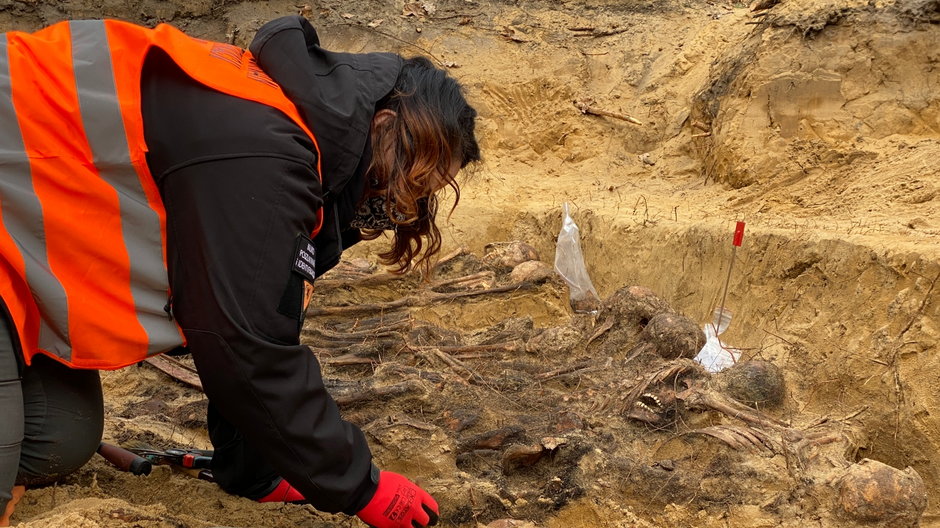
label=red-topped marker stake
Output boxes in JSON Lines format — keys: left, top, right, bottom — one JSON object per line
{"left": 733, "top": 221, "right": 745, "bottom": 247}
{"left": 717, "top": 221, "right": 745, "bottom": 326}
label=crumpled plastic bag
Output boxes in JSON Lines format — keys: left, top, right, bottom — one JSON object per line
{"left": 694, "top": 307, "right": 742, "bottom": 373}
{"left": 553, "top": 202, "right": 601, "bottom": 313}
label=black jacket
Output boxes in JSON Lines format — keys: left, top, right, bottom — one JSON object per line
{"left": 141, "top": 16, "right": 402, "bottom": 514}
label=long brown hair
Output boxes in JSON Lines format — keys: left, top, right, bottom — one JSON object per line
{"left": 362, "top": 56, "right": 481, "bottom": 274}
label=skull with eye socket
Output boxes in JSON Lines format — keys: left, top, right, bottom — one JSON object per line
{"left": 605, "top": 360, "right": 707, "bottom": 427}
{"left": 628, "top": 386, "right": 680, "bottom": 426}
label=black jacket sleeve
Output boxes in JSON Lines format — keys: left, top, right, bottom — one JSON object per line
{"left": 141, "top": 50, "right": 377, "bottom": 514}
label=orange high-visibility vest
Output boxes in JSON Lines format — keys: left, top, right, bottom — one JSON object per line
{"left": 0, "top": 20, "right": 323, "bottom": 369}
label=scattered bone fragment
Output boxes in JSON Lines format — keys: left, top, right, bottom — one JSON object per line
{"left": 430, "top": 270, "right": 496, "bottom": 292}
{"left": 511, "top": 260, "right": 554, "bottom": 283}
{"left": 540, "top": 436, "right": 567, "bottom": 451}
{"left": 836, "top": 459, "right": 927, "bottom": 527}
{"left": 482, "top": 241, "right": 540, "bottom": 272}
{"left": 573, "top": 98, "right": 643, "bottom": 125}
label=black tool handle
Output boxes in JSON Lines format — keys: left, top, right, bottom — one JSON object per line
{"left": 164, "top": 448, "right": 213, "bottom": 468}
{"left": 97, "top": 442, "right": 153, "bottom": 476}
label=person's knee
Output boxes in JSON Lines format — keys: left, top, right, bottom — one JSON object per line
{"left": 18, "top": 357, "right": 103, "bottom": 486}
{"left": 0, "top": 378, "right": 24, "bottom": 512}
{"left": 19, "top": 416, "right": 102, "bottom": 486}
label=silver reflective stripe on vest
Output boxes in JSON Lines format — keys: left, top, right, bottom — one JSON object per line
{"left": 70, "top": 20, "right": 182, "bottom": 356}
{"left": 0, "top": 35, "right": 73, "bottom": 359}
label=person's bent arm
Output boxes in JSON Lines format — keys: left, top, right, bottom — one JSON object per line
{"left": 143, "top": 46, "right": 438, "bottom": 523}
{"left": 160, "top": 154, "right": 378, "bottom": 513}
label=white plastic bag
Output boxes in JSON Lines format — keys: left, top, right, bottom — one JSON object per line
{"left": 694, "top": 307, "right": 742, "bottom": 373}
{"left": 554, "top": 203, "right": 601, "bottom": 313}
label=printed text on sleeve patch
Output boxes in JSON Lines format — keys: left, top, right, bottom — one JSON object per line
{"left": 292, "top": 234, "right": 317, "bottom": 283}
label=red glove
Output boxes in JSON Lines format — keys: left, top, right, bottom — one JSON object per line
{"left": 257, "top": 478, "right": 305, "bottom": 503}
{"left": 356, "top": 471, "right": 439, "bottom": 528}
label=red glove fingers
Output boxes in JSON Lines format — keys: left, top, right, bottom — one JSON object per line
{"left": 356, "top": 471, "right": 439, "bottom": 528}
{"left": 257, "top": 478, "right": 306, "bottom": 503}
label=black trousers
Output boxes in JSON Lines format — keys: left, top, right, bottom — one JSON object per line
{"left": 0, "top": 300, "right": 281, "bottom": 515}
{"left": 0, "top": 313, "right": 103, "bottom": 514}
{"left": 207, "top": 403, "right": 283, "bottom": 500}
